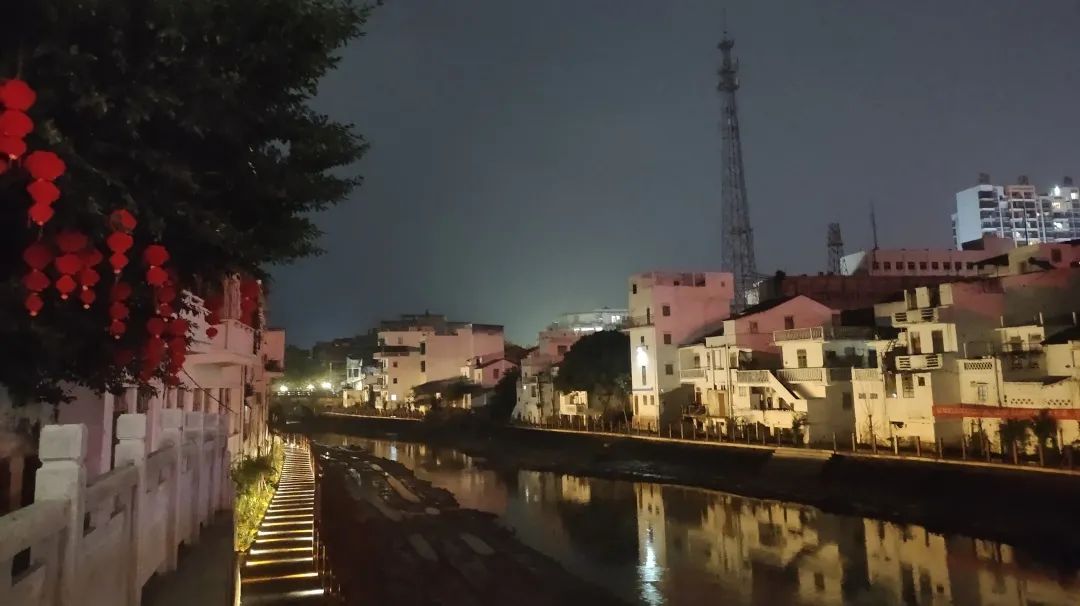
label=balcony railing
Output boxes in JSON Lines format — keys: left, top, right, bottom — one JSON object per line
{"left": 621, "top": 315, "right": 653, "bottom": 329}
{"left": 776, "top": 367, "right": 853, "bottom": 384}
{"left": 680, "top": 367, "right": 705, "bottom": 380}
{"left": 735, "top": 370, "right": 771, "bottom": 384}
{"left": 772, "top": 325, "right": 876, "bottom": 343}
{"left": 896, "top": 353, "right": 943, "bottom": 371}
{"left": 852, "top": 367, "right": 883, "bottom": 381}
{"left": 892, "top": 308, "right": 939, "bottom": 325}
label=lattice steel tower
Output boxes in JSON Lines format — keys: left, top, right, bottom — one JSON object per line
{"left": 827, "top": 222, "right": 844, "bottom": 273}
{"left": 718, "top": 34, "right": 757, "bottom": 309}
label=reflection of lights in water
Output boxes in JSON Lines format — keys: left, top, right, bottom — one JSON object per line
{"left": 389, "top": 445, "right": 398, "bottom": 461}
{"left": 639, "top": 527, "right": 663, "bottom": 606}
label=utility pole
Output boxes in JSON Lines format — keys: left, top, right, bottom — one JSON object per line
{"left": 718, "top": 32, "right": 757, "bottom": 310}
{"left": 870, "top": 201, "right": 879, "bottom": 250}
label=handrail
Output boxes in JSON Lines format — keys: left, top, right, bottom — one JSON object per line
{"left": 146, "top": 445, "right": 178, "bottom": 478}
{"left": 85, "top": 464, "right": 139, "bottom": 511}
{"left": 0, "top": 500, "right": 68, "bottom": 562}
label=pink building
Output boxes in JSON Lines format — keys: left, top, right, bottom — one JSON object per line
{"left": 626, "top": 271, "right": 734, "bottom": 430}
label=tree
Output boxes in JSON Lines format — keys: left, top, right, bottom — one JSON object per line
{"left": 282, "top": 345, "right": 321, "bottom": 385}
{"left": 0, "top": 0, "right": 373, "bottom": 404}
{"left": 487, "top": 368, "right": 521, "bottom": 423}
{"left": 554, "top": 330, "right": 631, "bottom": 423}
{"left": 1031, "top": 409, "right": 1059, "bottom": 452}
{"left": 999, "top": 418, "right": 1031, "bottom": 455}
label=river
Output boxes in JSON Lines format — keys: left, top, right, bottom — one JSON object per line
{"left": 316, "top": 433, "right": 1080, "bottom": 606}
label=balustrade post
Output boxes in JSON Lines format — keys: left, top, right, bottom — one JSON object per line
{"left": 115, "top": 413, "right": 148, "bottom": 606}
{"left": 34, "top": 424, "right": 88, "bottom": 606}
{"left": 185, "top": 412, "right": 205, "bottom": 538}
{"left": 160, "top": 409, "right": 185, "bottom": 571}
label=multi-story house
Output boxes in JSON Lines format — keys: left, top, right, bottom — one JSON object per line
{"left": 554, "top": 308, "right": 627, "bottom": 333}
{"left": 372, "top": 314, "right": 504, "bottom": 409}
{"left": 953, "top": 175, "right": 1080, "bottom": 248}
{"left": 625, "top": 271, "right": 734, "bottom": 431}
{"left": 839, "top": 235, "right": 1014, "bottom": 278}
{"left": 676, "top": 295, "right": 836, "bottom": 434}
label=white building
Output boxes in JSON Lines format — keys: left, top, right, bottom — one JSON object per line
{"left": 625, "top": 271, "right": 733, "bottom": 431}
{"left": 953, "top": 175, "right": 1080, "bottom": 248}
{"left": 554, "top": 308, "right": 627, "bottom": 333}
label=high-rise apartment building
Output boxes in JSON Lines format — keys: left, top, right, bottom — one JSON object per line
{"left": 953, "top": 175, "right": 1080, "bottom": 248}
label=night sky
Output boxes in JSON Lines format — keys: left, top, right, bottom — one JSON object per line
{"left": 271, "top": 0, "right": 1080, "bottom": 346}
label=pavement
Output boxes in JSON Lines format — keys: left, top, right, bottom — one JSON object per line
{"left": 141, "top": 512, "right": 236, "bottom": 606}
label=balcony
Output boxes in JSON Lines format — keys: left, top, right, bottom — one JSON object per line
{"left": 735, "top": 370, "right": 771, "bottom": 385}
{"left": 852, "top": 367, "right": 883, "bottom": 381}
{"left": 772, "top": 326, "right": 876, "bottom": 343}
{"left": 187, "top": 319, "right": 257, "bottom": 367}
{"left": 621, "top": 315, "right": 653, "bottom": 329}
{"left": 680, "top": 366, "right": 705, "bottom": 380}
{"left": 776, "top": 367, "right": 852, "bottom": 384}
{"left": 895, "top": 353, "right": 943, "bottom": 371}
{"left": 374, "top": 346, "right": 419, "bottom": 358}
{"left": 892, "top": 308, "right": 940, "bottom": 325}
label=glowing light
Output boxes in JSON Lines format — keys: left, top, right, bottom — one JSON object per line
{"left": 246, "top": 556, "right": 314, "bottom": 567}
{"left": 390, "top": 394, "right": 398, "bottom": 402}
{"left": 306, "top": 383, "right": 315, "bottom": 390}
{"left": 320, "top": 381, "right": 332, "bottom": 390}
{"left": 242, "top": 571, "right": 319, "bottom": 583}
{"left": 278, "top": 384, "right": 288, "bottom": 393}
{"left": 1054, "top": 185, "right": 1061, "bottom": 197}
{"left": 636, "top": 346, "right": 649, "bottom": 367}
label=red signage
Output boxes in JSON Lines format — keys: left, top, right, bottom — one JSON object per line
{"left": 933, "top": 404, "right": 1080, "bottom": 421}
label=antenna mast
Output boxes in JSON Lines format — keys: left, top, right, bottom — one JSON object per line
{"left": 827, "top": 223, "right": 844, "bottom": 274}
{"left": 718, "top": 32, "right": 757, "bottom": 309}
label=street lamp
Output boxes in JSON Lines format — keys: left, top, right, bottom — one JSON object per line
{"left": 306, "top": 383, "right": 315, "bottom": 391}
{"left": 278, "top": 384, "right": 288, "bottom": 393}
{"left": 320, "top": 381, "right": 332, "bottom": 390}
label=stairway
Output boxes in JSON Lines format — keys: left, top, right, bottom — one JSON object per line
{"left": 240, "top": 443, "right": 324, "bottom": 604}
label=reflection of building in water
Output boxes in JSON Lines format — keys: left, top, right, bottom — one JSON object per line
{"left": 948, "top": 537, "right": 1080, "bottom": 606}
{"left": 635, "top": 484, "right": 666, "bottom": 605}
{"left": 864, "top": 519, "right": 953, "bottom": 605}
{"left": 559, "top": 475, "right": 592, "bottom": 505}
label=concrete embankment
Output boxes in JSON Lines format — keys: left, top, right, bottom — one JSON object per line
{"left": 303, "top": 413, "right": 1080, "bottom": 562}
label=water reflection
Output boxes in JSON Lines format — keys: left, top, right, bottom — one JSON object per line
{"left": 317, "top": 435, "right": 1080, "bottom": 606}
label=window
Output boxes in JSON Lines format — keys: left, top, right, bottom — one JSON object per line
{"left": 494, "top": 369, "right": 501, "bottom": 379}
{"left": 1052, "top": 248, "right": 1063, "bottom": 263}
{"left": 976, "top": 383, "right": 988, "bottom": 402}
{"left": 419, "top": 342, "right": 426, "bottom": 355}
{"left": 931, "top": 261, "right": 939, "bottom": 270}
{"left": 872, "top": 262, "right": 880, "bottom": 270}
{"left": 639, "top": 336, "right": 645, "bottom": 344}
{"left": 842, "top": 392, "right": 853, "bottom": 410}
{"left": 814, "top": 573, "right": 826, "bottom": 592}
{"left": 919, "top": 262, "right": 928, "bottom": 270}
{"left": 420, "top": 361, "right": 426, "bottom": 372}
{"left": 664, "top": 364, "right": 674, "bottom": 376}
{"left": 931, "top": 330, "right": 944, "bottom": 352}
{"left": 557, "top": 344, "right": 568, "bottom": 355}
{"left": 966, "top": 262, "right": 975, "bottom": 270}
{"left": 392, "top": 378, "right": 398, "bottom": 384}
{"left": 641, "top": 366, "right": 647, "bottom": 384}
{"left": 662, "top": 305, "right": 671, "bottom": 317}
{"left": 943, "top": 261, "right": 951, "bottom": 270}
{"left": 917, "top": 376, "right": 926, "bottom": 386}
{"left": 908, "top": 262, "right": 916, "bottom": 270}
{"left": 693, "top": 355, "right": 701, "bottom": 367}
{"left": 632, "top": 283, "right": 637, "bottom": 294}
{"left": 784, "top": 315, "right": 795, "bottom": 330}
{"left": 392, "top": 361, "right": 398, "bottom": 368}
{"left": 901, "top": 374, "right": 914, "bottom": 398}
{"left": 796, "top": 349, "right": 808, "bottom": 368}
{"left": 663, "top": 333, "right": 672, "bottom": 345}
{"left": 749, "top": 321, "right": 759, "bottom": 334}
{"left": 910, "top": 332, "right": 922, "bottom": 354}
{"left": 884, "top": 261, "right": 892, "bottom": 270}
{"left": 397, "top": 337, "right": 403, "bottom": 345}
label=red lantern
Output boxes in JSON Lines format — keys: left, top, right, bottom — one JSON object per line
{"left": 25, "top": 293, "right": 43, "bottom": 316}
{"left": 157, "top": 302, "right": 174, "bottom": 317}
{"left": 168, "top": 318, "right": 188, "bottom": 337}
{"left": 108, "top": 253, "right": 128, "bottom": 274}
{"left": 206, "top": 326, "right": 219, "bottom": 339}
{"left": 143, "top": 244, "right": 169, "bottom": 266}
{"left": 78, "top": 267, "right": 100, "bottom": 289}
{"left": 0, "top": 136, "right": 26, "bottom": 159}
{"left": 55, "top": 275, "right": 76, "bottom": 299}
{"left": 0, "top": 110, "right": 32, "bottom": 138}
{"left": 79, "top": 289, "right": 96, "bottom": 309}
{"left": 109, "top": 319, "right": 126, "bottom": 339}
{"left": 23, "top": 151, "right": 65, "bottom": 181}
{"left": 109, "top": 301, "right": 129, "bottom": 320}
{"left": 79, "top": 247, "right": 103, "bottom": 267}
{"left": 29, "top": 203, "right": 53, "bottom": 226}
{"left": 146, "top": 266, "right": 168, "bottom": 286}
{"left": 55, "top": 253, "right": 82, "bottom": 275}
{"left": 106, "top": 232, "right": 134, "bottom": 253}
{"left": 109, "top": 209, "right": 136, "bottom": 232}
{"left": 56, "top": 231, "right": 88, "bottom": 253}
{"left": 156, "top": 285, "right": 177, "bottom": 304}
{"left": 145, "top": 337, "right": 166, "bottom": 361}
{"left": 0, "top": 79, "right": 36, "bottom": 111}
{"left": 27, "top": 180, "right": 60, "bottom": 206}
{"left": 240, "top": 279, "right": 260, "bottom": 299}
{"left": 23, "top": 270, "right": 49, "bottom": 292}
{"left": 22, "top": 242, "right": 52, "bottom": 269}
{"left": 146, "top": 317, "right": 166, "bottom": 337}
{"left": 111, "top": 282, "right": 132, "bottom": 301}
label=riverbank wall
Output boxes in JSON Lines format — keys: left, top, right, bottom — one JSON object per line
{"left": 299, "top": 413, "right": 1080, "bottom": 562}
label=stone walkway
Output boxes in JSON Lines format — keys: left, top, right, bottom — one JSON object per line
{"left": 141, "top": 512, "right": 235, "bottom": 606}
{"left": 239, "top": 444, "right": 324, "bottom": 604}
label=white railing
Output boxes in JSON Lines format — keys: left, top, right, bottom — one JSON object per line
{"left": 896, "top": 353, "right": 943, "bottom": 371}
{"left": 0, "top": 410, "right": 232, "bottom": 606}
{"left": 680, "top": 367, "right": 705, "bottom": 380}
{"left": 777, "top": 367, "right": 825, "bottom": 383}
{"left": 735, "top": 370, "right": 771, "bottom": 384}
{"left": 852, "top": 367, "right": 883, "bottom": 381}
{"left": 892, "top": 308, "right": 939, "bottom": 325}
{"left": 773, "top": 326, "right": 876, "bottom": 343}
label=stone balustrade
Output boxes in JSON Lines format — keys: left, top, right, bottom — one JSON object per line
{"left": 0, "top": 411, "right": 232, "bottom": 606}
